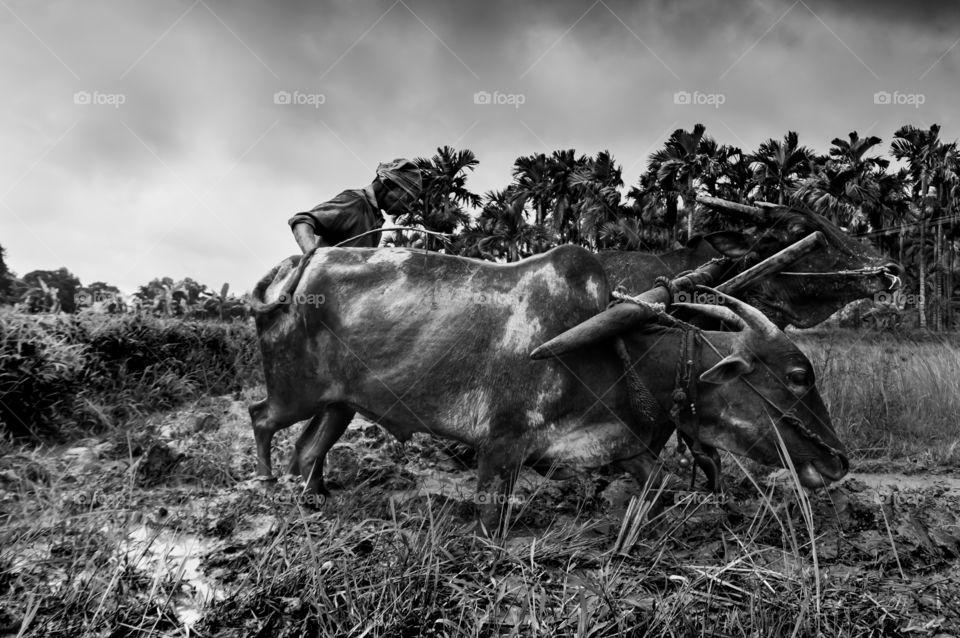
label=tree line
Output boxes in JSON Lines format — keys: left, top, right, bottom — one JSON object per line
{"left": 0, "top": 256, "right": 247, "bottom": 320}
{"left": 3, "top": 122, "right": 957, "bottom": 328}
{"left": 395, "top": 123, "right": 958, "bottom": 329}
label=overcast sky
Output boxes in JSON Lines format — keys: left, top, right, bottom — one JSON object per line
{"left": 2, "top": 0, "right": 958, "bottom": 294}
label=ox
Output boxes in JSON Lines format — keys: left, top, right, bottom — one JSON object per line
{"left": 249, "top": 245, "right": 848, "bottom": 532}
{"left": 598, "top": 198, "right": 902, "bottom": 329}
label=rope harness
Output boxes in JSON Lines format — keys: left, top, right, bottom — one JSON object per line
{"left": 608, "top": 286, "right": 717, "bottom": 489}
{"left": 610, "top": 279, "right": 848, "bottom": 490}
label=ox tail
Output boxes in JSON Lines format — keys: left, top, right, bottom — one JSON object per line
{"left": 247, "top": 246, "right": 320, "bottom": 316}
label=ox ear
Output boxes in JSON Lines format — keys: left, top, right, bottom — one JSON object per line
{"left": 702, "top": 232, "right": 752, "bottom": 258}
{"left": 700, "top": 354, "right": 753, "bottom": 385}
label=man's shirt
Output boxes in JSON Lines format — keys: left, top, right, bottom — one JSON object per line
{"left": 288, "top": 186, "right": 383, "bottom": 248}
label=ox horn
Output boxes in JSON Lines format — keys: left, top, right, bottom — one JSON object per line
{"left": 695, "top": 286, "right": 780, "bottom": 339}
{"left": 672, "top": 302, "right": 746, "bottom": 331}
{"left": 529, "top": 301, "right": 661, "bottom": 360}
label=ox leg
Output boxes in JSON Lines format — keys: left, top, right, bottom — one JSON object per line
{"left": 476, "top": 438, "right": 526, "bottom": 537}
{"left": 676, "top": 431, "right": 723, "bottom": 493}
{"left": 614, "top": 452, "right": 671, "bottom": 525}
{"left": 295, "top": 403, "right": 355, "bottom": 495}
{"left": 614, "top": 452, "right": 665, "bottom": 497}
{"left": 286, "top": 416, "right": 321, "bottom": 477}
{"left": 249, "top": 398, "right": 313, "bottom": 482}
{"left": 612, "top": 424, "right": 678, "bottom": 519}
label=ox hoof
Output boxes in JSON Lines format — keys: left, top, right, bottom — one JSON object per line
{"left": 256, "top": 475, "right": 279, "bottom": 491}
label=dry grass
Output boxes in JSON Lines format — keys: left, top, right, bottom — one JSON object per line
{"left": 794, "top": 330, "right": 960, "bottom": 465}
{"left": 2, "top": 328, "right": 960, "bottom": 636}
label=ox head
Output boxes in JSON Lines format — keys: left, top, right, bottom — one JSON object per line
{"left": 669, "top": 288, "right": 849, "bottom": 489}
{"left": 698, "top": 197, "right": 903, "bottom": 328}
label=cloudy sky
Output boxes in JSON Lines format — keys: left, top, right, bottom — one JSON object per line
{"left": 2, "top": 0, "right": 958, "bottom": 294}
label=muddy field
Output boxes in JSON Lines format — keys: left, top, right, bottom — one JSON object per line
{"left": 2, "top": 391, "right": 960, "bottom": 636}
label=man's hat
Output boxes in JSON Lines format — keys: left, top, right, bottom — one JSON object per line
{"left": 376, "top": 158, "right": 423, "bottom": 200}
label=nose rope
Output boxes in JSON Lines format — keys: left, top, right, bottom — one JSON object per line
{"left": 738, "top": 375, "right": 848, "bottom": 465}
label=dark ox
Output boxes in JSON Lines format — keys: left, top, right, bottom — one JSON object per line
{"left": 598, "top": 200, "right": 903, "bottom": 329}
{"left": 249, "top": 245, "right": 848, "bottom": 531}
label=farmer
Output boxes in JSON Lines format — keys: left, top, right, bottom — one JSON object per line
{"left": 289, "top": 158, "right": 423, "bottom": 253}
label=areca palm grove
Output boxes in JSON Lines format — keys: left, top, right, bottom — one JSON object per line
{"left": 388, "top": 128, "right": 960, "bottom": 329}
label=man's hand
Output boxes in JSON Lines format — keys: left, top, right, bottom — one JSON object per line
{"left": 292, "top": 223, "right": 320, "bottom": 254}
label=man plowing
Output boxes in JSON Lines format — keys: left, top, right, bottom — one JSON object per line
{"left": 288, "top": 158, "right": 423, "bottom": 252}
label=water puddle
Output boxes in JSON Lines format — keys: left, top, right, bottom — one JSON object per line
{"left": 122, "top": 525, "right": 226, "bottom": 629}
{"left": 840, "top": 472, "right": 960, "bottom": 496}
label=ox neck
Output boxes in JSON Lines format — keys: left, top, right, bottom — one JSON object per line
{"left": 621, "top": 326, "right": 726, "bottom": 401}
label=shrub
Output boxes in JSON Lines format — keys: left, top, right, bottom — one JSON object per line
{"left": 0, "top": 310, "right": 262, "bottom": 439}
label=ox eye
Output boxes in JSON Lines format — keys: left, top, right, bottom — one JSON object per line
{"left": 787, "top": 369, "right": 811, "bottom": 386}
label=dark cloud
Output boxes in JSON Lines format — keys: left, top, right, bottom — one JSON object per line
{"left": 805, "top": 0, "right": 960, "bottom": 30}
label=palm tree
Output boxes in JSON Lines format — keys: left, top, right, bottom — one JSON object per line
{"left": 598, "top": 216, "right": 645, "bottom": 251}
{"left": 512, "top": 153, "right": 552, "bottom": 227}
{"left": 698, "top": 141, "right": 747, "bottom": 202}
{"left": 651, "top": 123, "right": 715, "bottom": 241}
{"left": 547, "top": 149, "right": 588, "bottom": 244}
{"left": 793, "top": 131, "right": 890, "bottom": 230}
{"left": 891, "top": 124, "right": 943, "bottom": 329}
{"left": 793, "top": 168, "right": 880, "bottom": 232}
{"left": 473, "top": 188, "right": 545, "bottom": 262}
{"left": 941, "top": 147, "right": 960, "bottom": 327}
{"left": 748, "top": 131, "right": 815, "bottom": 205}
{"left": 401, "top": 146, "right": 480, "bottom": 250}
{"left": 928, "top": 140, "right": 959, "bottom": 330}
{"left": 830, "top": 131, "right": 888, "bottom": 173}
{"left": 568, "top": 150, "right": 625, "bottom": 250}
{"left": 864, "top": 168, "right": 912, "bottom": 257}
{"left": 627, "top": 166, "right": 675, "bottom": 251}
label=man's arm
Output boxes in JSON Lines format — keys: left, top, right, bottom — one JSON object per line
{"left": 292, "top": 222, "right": 321, "bottom": 253}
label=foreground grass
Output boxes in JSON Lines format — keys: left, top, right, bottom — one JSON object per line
{"left": 3, "top": 329, "right": 960, "bottom": 635}
{"left": 3, "top": 387, "right": 959, "bottom": 636}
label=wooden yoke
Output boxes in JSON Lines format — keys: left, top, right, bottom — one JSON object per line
{"left": 529, "top": 231, "right": 826, "bottom": 360}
